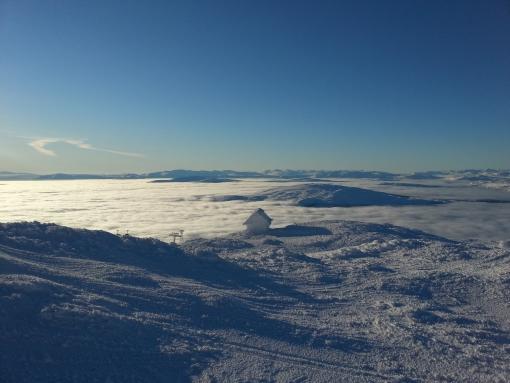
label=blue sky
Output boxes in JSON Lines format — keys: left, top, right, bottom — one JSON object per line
{"left": 1, "top": 0, "right": 509, "bottom": 173}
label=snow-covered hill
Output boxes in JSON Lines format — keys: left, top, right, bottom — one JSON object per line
{"left": 1, "top": 221, "right": 509, "bottom": 382}
{"left": 214, "top": 183, "right": 444, "bottom": 207}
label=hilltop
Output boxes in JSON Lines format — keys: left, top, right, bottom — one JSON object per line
{"left": 212, "top": 183, "right": 444, "bottom": 207}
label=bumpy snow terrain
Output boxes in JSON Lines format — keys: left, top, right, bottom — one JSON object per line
{"left": 213, "top": 183, "right": 444, "bottom": 207}
{"left": 1, "top": 221, "right": 509, "bottom": 382}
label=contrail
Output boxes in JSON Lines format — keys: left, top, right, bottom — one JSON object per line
{"left": 27, "top": 137, "right": 144, "bottom": 158}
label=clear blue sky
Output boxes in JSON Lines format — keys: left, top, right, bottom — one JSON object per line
{"left": 1, "top": 0, "right": 509, "bottom": 173}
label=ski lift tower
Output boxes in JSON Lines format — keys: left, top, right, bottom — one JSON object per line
{"left": 169, "top": 229, "right": 184, "bottom": 243}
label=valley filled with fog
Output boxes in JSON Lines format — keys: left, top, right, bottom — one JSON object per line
{"left": 1, "top": 178, "right": 509, "bottom": 242}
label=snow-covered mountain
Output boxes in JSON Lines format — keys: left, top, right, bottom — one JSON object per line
{"left": 213, "top": 183, "right": 444, "bottom": 207}
{"left": 0, "top": 171, "right": 37, "bottom": 180}
{"left": 262, "top": 169, "right": 400, "bottom": 180}
{"left": 1, "top": 221, "right": 509, "bottom": 382}
{"left": 1, "top": 169, "right": 510, "bottom": 192}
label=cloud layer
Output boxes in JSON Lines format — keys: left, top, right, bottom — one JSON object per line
{"left": 28, "top": 138, "right": 143, "bottom": 158}
{"left": 0, "top": 179, "right": 509, "bottom": 242}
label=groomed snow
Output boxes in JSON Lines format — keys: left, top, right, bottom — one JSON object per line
{"left": 1, "top": 221, "right": 509, "bottom": 382}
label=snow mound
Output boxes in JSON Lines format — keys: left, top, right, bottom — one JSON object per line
{"left": 0, "top": 221, "right": 183, "bottom": 261}
{"left": 215, "top": 183, "right": 444, "bottom": 207}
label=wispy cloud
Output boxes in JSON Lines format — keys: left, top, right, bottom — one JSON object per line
{"left": 28, "top": 138, "right": 144, "bottom": 158}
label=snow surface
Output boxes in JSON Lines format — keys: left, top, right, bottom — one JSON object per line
{"left": 1, "top": 221, "right": 509, "bottom": 382}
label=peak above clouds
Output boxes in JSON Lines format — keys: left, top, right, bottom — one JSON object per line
{"left": 213, "top": 183, "right": 444, "bottom": 207}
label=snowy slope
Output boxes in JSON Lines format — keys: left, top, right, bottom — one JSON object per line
{"left": 1, "top": 221, "right": 509, "bottom": 382}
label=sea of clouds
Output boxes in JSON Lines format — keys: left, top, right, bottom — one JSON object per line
{"left": 0, "top": 179, "right": 509, "bottom": 242}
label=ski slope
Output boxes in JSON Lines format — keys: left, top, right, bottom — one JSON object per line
{"left": 1, "top": 221, "right": 509, "bottom": 382}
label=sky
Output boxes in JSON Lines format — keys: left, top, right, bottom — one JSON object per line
{"left": 1, "top": 0, "right": 509, "bottom": 174}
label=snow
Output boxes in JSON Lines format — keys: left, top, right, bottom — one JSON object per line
{"left": 1, "top": 220, "right": 509, "bottom": 382}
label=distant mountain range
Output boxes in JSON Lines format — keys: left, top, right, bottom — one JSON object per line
{"left": 0, "top": 171, "right": 39, "bottom": 180}
{"left": 0, "top": 170, "right": 264, "bottom": 180}
{"left": 1, "top": 169, "right": 400, "bottom": 180}
{"left": 1, "top": 169, "right": 509, "bottom": 187}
